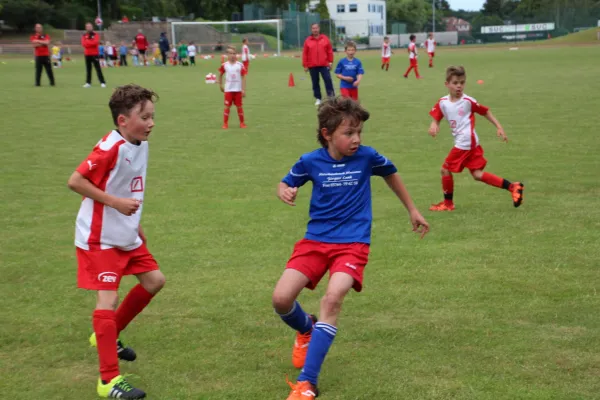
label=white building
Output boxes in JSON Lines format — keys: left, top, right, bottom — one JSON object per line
{"left": 309, "top": 0, "right": 386, "bottom": 39}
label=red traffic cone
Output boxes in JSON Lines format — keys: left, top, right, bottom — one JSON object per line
{"left": 288, "top": 73, "right": 295, "bottom": 87}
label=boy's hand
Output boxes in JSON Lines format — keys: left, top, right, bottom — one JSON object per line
{"left": 353, "top": 80, "right": 360, "bottom": 87}
{"left": 428, "top": 122, "right": 440, "bottom": 137}
{"left": 112, "top": 198, "right": 141, "bottom": 216}
{"left": 220, "top": 86, "right": 224, "bottom": 93}
{"left": 278, "top": 187, "right": 298, "bottom": 206}
{"left": 497, "top": 127, "right": 508, "bottom": 142}
{"left": 409, "top": 210, "right": 429, "bottom": 239}
{"left": 242, "top": 90, "right": 246, "bottom": 97}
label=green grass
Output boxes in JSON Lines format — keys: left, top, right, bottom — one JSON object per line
{"left": 548, "top": 27, "right": 600, "bottom": 44}
{"left": 1, "top": 47, "right": 600, "bottom": 399}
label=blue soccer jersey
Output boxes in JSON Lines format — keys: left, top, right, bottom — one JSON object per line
{"left": 334, "top": 57, "right": 365, "bottom": 89}
{"left": 282, "top": 146, "right": 397, "bottom": 244}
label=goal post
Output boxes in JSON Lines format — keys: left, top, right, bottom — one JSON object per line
{"left": 171, "top": 19, "right": 281, "bottom": 56}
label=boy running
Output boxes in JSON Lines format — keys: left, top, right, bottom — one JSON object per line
{"left": 403, "top": 34, "right": 421, "bottom": 79}
{"left": 426, "top": 33, "right": 436, "bottom": 68}
{"left": 218, "top": 45, "right": 247, "bottom": 129}
{"left": 334, "top": 41, "right": 364, "bottom": 101}
{"left": 67, "top": 85, "right": 165, "bottom": 399}
{"left": 381, "top": 36, "right": 391, "bottom": 71}
{"left": 274, "top": 97, "right": 429, "bottom": 400}
{"left": 428, "top": 66, "right": 524, "bottom": 211}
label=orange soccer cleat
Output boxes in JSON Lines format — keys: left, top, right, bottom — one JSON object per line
{"left": 429, "top": 201, "right": 455, "bottom": 212}
{"left": 510, "top": 182, "right": 525, "bottom": 208}
{"left": 240, "top": 122, "right": 247, "bottom": 128}
{"left": 222, "top": 123, "right": 228, "bottom": 129}
{"left": 286, "top": 379, "right": 319, "bottom": 400}
{"left": 292, "top": 315, "right": 316, "bottom": 369}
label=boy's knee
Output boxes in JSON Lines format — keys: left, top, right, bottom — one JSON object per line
{"left": 140, "top": 270, "right": 166, "bottom": 294}
{"left": 96, "top": 292, "right": 119, "bottom": 310}
{"left": 320, "top": 291, "right": 344, "bottom": 316}
{"left": 441, "top": 168, "right": 451, "bottom": 176}
{"left": 272, "top": 291, "right": 295, "bottom": 314}
{"left": 471, "top": 170, "right": 483, "bottom": 181}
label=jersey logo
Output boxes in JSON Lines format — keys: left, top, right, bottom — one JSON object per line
{"left": 87, "top": 160, "right": 97, "bottom": 170}
{"left": 98, "top": 272, "right": 118, "bottom": 283}
{"left": 450, "top": 120, "right": 457, "bottom": 129}
{"left": 345, "top": 262, "right": 357, "bottom": 270}
{"left": 458, "top": 108, "right": 465, "bottom": 117}
{"left": 125, "top": 158, "right": 131, "bottom": 165}
{"left": 130, "top": 176, "right": 144, "bottom": 192}
{"left": 332, "top": 163, "right": 346, "bottom": 168}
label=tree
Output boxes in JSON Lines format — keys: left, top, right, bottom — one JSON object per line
{"left": 314, "top": 0, "right": 329, "bottom": 19}
{"left": 0, "top": 0, "right": 53, "bottom": 31}
{"left": 482, "top": 0, "right": 504, "bottom": 15}
{"left": 388, "top": 0, "right": 429, "bottom": 32}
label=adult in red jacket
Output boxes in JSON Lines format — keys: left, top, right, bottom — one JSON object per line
{"left": 81, "top": 22, "right": 106, "bottom": 88}
{"left": 30, "top": 23, "right": 55, "bottom": 86}
{"left": 302, "top": 23, "right": 335, "bottom": 106}
{"left": 134, "top": 30, "right": 149, "bottom": 65}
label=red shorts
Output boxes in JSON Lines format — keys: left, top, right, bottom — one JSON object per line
{"left": 224, "top": 92, "right": 242, "bottom": 107}
{"left": 340, "top": 88, "right": 358, "bottom": 101}
{"left": 243, "top": 60, "right": 249, "bottom": 72}
{"left": 382, "top": 57, "right": 390, "bottom": 64}
{"left": 428, "top": 52, "right": 435, "bottom": 57}
{"left": 443, "top": 145, "right": 487, "bottom": 173}
{"left": 286, "top": 239, "right": 370, "bottom": 292}
{"left": 76, "top": 243, "right": 159, "bottom": 290}
{"left": 410, "top": 58, "right": 418, "bottom": 67}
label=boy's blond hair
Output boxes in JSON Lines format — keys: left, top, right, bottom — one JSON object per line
{"left": 446, "top": 65, "right": 466, "bottom": 82}
{"left": 344, "top": 40, "right": 357, "bottom": 50}
{"left": 226, "top": 45, "right": 236, "bottom": 53}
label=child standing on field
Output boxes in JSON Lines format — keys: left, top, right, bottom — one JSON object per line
{"left": 218, "top": 45, "right": 247, "bottom": 129}
{"left": 403, "top": 34, "right": 421, "bottom": 79}
{"left": 68, "top": 84, "right": 165, "bottom": 399}
{"left": 428, "top": 65, "right": 524, "bottom": 211}
{"left": 381, "top": 36, "right": 392, "bottom": 71}
{"left": 334, "top": 40, "right": 364, "bottom": 101}
{"left": 274, "top": 96, "right": 429, "bottom": 400}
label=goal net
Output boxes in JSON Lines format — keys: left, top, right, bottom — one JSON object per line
{"left": 171, "top": 20, "right": 281, "bottom": 57}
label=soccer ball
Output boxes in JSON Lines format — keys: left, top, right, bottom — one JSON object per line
{"left": 205, "top": 73, "right": 217, "bottom": 84}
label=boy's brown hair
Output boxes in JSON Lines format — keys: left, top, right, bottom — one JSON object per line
{"left": 446, "top": 65, "right": 466, "bottom": 82}
{"left": 109, "top": 84, "right": 158, "bottom": 126}
{"left": 345, "top": 40, "right": 357, "bottom": 50}
{"left": 316, "top": 96, "right": 370, "bottom": 148}
{"left": 242, "top": 37, "right": 248, "bottom": 44}
{"left": 226, "top": 45, "right": 236, "bottom": 53}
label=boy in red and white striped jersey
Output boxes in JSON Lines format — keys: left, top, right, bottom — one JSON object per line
{"left": 67, "top": 84, "right": 164, "bottom": 399}
{"left": 428, "top": 66, "right": 524, "bottom": 211}
{"left": 381, "top": 36, "right": 391, "bottom": 71}
{"left": 241, "top": 37, "right": 250, "bottom": 72}
{"left": 403, "top": 34, "right": 421, "bottom": 79}
{"left": 426, "top": 32, "right": 436, "bottom": 68}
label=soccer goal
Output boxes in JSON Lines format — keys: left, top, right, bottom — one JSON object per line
{"left": 171, "top": 19, "right": 282, "bottom": 56}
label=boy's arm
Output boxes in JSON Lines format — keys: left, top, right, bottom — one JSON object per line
{"left": 277, "top": 182, "right": 298, "bottom": 206}
{"left": 483, "top": 110, "right": 507, "bottom": 142}
{"left": 242, "top": 74, "right": 246, "bottom": 96}
{"left": 67, "top": 171, "right": 140, "bottom": 216}
{"left": 428, "top": 102, "right": 443, "bottom": 137}
{"left": 383, "top": 173, "right": 429, "bottom": 239}
{"left": 218, "top": 67, "right": 225, "bottom": 92}
{"left": 138, "top": 224, "right": 147, "bottom": 243}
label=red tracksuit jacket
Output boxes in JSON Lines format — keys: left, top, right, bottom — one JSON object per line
{"left": 302, "top": 34, "right": 333, "bottom": 68}
{"left": 81, "top": 32, "right": 100, "bottom": 56}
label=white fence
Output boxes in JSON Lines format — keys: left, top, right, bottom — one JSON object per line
{"left": 369, "top": 31, "right": 458, "bottom": 48}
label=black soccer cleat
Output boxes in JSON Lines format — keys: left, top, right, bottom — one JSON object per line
{"left": 97, "top": 375, "right": 146, "bottom": 399}
{"left": 117, "top": 338, "right": 137, "bottom": 362}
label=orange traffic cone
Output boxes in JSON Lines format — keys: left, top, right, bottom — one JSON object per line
{"left": 288, "top": 73, "right": 295, "bottom": 87}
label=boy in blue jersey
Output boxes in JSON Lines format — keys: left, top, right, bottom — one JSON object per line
{"left": 334, "top": 41, "right": 364, "bottom": 101}
{"left": 273, "top": 97, "right": 429, "bottom": 400}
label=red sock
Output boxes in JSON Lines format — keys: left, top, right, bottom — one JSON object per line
{"left": 115, "top": 284, "right": 154, "bottom": 333}
{"left": 442, "top": 175, "right": 454, "bottom": 205}
{"left": 404, "top": 66, "right": 412, "bottom": 77}
{"left": 93, "top": 310, "right": 119, "bottom": 383}
{"left": 237, "top": 106, "right": 244, "bottom": 124}
{"left": 415, "top": 66, "right": 421, "bottom": 78}
{"left": 223, "top": 107, "right": 230, "bottom": 124}
{"left": 481, "top": 172, "right": 504, "bottom": 188}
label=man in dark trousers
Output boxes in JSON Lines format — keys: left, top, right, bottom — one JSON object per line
{"left": 302, "top": 23, "right": 334, "bottom": 106}
{"left": 159, "top": 32, "right": 170, "bottom": 66}
{"left": 81, "top": 22, "right": 106, "bottom": 88}
{"left": 30, "top": 24, "right": 55, "bottom": 87}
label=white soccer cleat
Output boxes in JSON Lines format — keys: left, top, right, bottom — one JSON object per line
{"left": 101, "top": 83, "right": 106, "bottom": 88}
{"left": 314, "top": 99, "right": 321, "bottom": 106}
{"left": 83, "top": 83, "right": 91, "bottom": 88}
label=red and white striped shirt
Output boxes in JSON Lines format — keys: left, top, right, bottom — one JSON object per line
{"left": 74, "top": 130, "right": 148, "bottom": 251}
{"left": 429, "top": 94, "right": 490, "bottom": 150}
{"left": 408, "top": 42, "right": 417, "bottom": 59}
{"left": 382, "top": 43, "right": 391, "bottom": 58}
{"left": 241, "top": 44, "right": 250, "bottom": 62}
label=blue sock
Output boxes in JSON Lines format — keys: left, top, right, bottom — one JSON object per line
{"left": 278, "top": 301, "right": 313, "bottom": 334}
{"left": 297, "top": 322, "right": 337, "bottom": 385}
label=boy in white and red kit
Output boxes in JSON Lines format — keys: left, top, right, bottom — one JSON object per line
{"left": 241, "top": 37, "right": 250, "bottom": 72}
{"left": 403, "top": 34, "right": 421, "bottom": 79}
{"left": 381, "top": 36, "right": 391, "bottom": 71}
{"left": 219, "top": 45, "right": 247, "bottom": 129}
{"left": 426, "top": 32, "right": 436, "bottom": 68}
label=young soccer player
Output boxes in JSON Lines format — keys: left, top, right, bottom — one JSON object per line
{"left": 403, "top": 34, "right": 421, "bottom": 79}
{"left": 187, "top": 41, "right": 197, "bottom": 66}
{"left": 334, "top": 41, "right": 364, "bottom": 101}
{"left": 177, "top": 41, "right": 188, "bottom": 66}
{"left": 67, "top": 85, "right": 165, "bottom": 399}
{"left": 426, "top": 32, "right": 436, "bottom": 68}
{"left": 218, "top": 45, "right": 247, "bottom": 129}
{"left": 51, "top": 42, "right": 62, "bottom": 68}
{"left": 428, "top": 66, "right": 524, "bottom": 211}
{"left": 381, "top": 36, "right": 391, "bottom": 71}
{"left": 274, "top": 97, "right": 429, "bottom": 400}
{"left": 241, "top": 38, "right": 250, "bottom": 72}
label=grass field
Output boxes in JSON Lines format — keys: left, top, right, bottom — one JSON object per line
{"left": 1, "top": 45, "right": 600, "bottom": 400}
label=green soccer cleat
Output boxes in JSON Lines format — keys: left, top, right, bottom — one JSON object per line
{"left": 97, "top": 375, "right": 146, "bottom": 399}
{"left": 90, "top": 333, "right": 137, "bottom": 362}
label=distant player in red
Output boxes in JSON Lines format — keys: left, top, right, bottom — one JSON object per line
{"left": 428, "top": 66, "right": 524, "bottom": 211}
{"left": 68, "top": 85, "right": 165, "bottom": 399}
{"left": 219, "top": 45, "right": 247, "bottom": 129}
{"left": 403, "top": 34, "right": 421, "bottom": 79}
{"left": 134, "top": 29, "right": 148, "bottom": 66}
{"left": 241, "top": 37, "right": 250, "bottom": 72}
{"left": 381, "top": 36, "right": 391, "bottom": 71}
{"left": 426, "top": 32, "right": 436, "bottom": 68}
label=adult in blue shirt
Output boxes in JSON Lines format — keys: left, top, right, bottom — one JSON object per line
{"left": 334, "top": 41, "right": 364, "bottom": 101}
{"left": 159, "top": 32, "right": 170, "bottom": 66}
{"left": 272, "top": 96, "right": 429, "bottom": 400}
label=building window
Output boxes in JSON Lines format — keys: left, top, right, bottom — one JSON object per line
{"left": 368, "top": 4, "right": 371, "bottom": 12}
{"left": 337, "top": 4, "right": 345, "bottom": 13}
{"left": 337, "top": 26, "right": 346, "bottom": 35}
{"left": 349, "top": 4, "right": 358, "bottom": 12}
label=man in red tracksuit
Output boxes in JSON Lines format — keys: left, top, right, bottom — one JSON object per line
{"left": 30, "top": 23, "right": 55, "bottom": 87}
{"left": 134, "top": 30, "right": 149, "bottom": 66}
{"left": 302, "top": 23, "right": 335, "bottom": 106}
{"left": 81, "top": 22, "right": 106, "bottom": 88}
